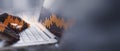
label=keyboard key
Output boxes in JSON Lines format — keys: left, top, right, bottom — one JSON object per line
{"left": 33, "top": 26, "right": 50, "bottom": 40}
{"left": 20, "top": 32, "right": 31, "bottom": 42}
{"left": 29, "top": 26, "right": 44, "bottom": 41}
{"left": 24, "top": 28, "right": 37, "bottom": 42}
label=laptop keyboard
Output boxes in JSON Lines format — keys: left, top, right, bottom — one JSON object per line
{"left": 17, "top": 25, "right": 50, "bottom": 43}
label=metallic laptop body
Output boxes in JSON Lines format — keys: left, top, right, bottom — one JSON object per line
{"left": 14, "top": 23, "right": 57, "bottom": 47}
{"left": 0, "top": 18, "right": 57, "bottom": 50}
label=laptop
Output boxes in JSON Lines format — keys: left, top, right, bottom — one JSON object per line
{"left": 0, "top": 15, "right": 57, "bottom": 50}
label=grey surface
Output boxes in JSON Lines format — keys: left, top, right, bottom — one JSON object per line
{"left": 54, "top": 0, "right": 120, "bottom": 51}
{"left": 2, "top": 44, "right": 58, "bottom": 51}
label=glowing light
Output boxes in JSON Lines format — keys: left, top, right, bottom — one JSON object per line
{"left": 42, "top": 14, "right": 72, "bottom": 29}
{"left": 0, "top": 23, "right": 6, "bottom": 32}
{"left": 0, "top": 15, "right": 26, "bottom": 32}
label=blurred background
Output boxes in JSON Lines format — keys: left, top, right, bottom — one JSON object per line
{"left": 1, "top": 0, "right": 120, "bottom": 51}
